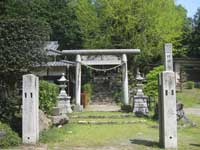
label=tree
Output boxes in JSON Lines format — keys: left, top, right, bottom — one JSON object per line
{"left": 75, "top": 0, "right": 187, "bottom": 72}
{"left": 0, "top": 18, "right": 50, "bottom": 122}
{"left": 2, "top": 0, "right": 83, "bottom": 49}
{"left": 187, "top": 8, "right": 200, "bottom": 57}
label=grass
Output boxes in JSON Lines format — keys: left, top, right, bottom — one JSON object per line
{"left": 39, "top": 111, "right": 200, "bottom": 150}
{"left": 36, "top": 88, "right": 200, "bottom": 149}
{"left": 177, "top": 88, "right": 200, "bottom": 107}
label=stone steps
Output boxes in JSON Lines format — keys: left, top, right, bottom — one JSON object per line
{"left": 69, "top": 119, "right": 147, "bottom": 125}
{"left": 70, "top": 114, "right": 133, "bottom": 119}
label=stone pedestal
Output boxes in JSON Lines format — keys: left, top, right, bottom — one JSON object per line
{"left": 73, "top": 104, "right": 83, "bottom": 112}
{"left": 133, "top": 96, "right": 148, "bottom": 116}
{"left": 22, "top": 74, "right": 39, "bottom": 144}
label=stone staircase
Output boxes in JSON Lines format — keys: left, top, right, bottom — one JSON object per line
{"left": 69, "top": 112, "right": 148, "bottom": 125}
{"left": 90, "top": 79, "right": 115, "bottom": 105}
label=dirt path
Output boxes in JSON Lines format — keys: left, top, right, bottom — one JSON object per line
{"left": 84, "top": 104, "right": 121, "bottom": 112}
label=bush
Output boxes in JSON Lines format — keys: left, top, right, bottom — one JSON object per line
{"left": 82, "top": 83, "right": 92, "bottom": 101}
{"left": 39, "top": 80, "right": 59, "bottom": 114}
{"left": 144, "top": 65, "right": 164, "bottom": 100}
{"left": 184, "top": 81, "right": 195, "bottom": 89}
{"left": 0, "top": 122, "right": 21, "bottom": 148}
{"left": 194, "top": 82, "right": 200, "bottom": 88}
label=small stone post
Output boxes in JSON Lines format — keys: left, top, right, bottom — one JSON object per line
{"left": 159, "top": 43, "right": 177, "bottom": 149}
{"left": 22, "top": 74, "right": 39, "bottom": 144}
{"left": 75, "top": 54, "right": 83, "bottom": 111}
{"left": 122, "top": 54, "right": 129, "bottom": 106}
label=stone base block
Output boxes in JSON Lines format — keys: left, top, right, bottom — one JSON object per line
{"left": 66, "top": 106, "right": 73, "bottom": 113}
{"left": 51, "top": 115, "right": 69, "bottom": 126}
{"left": 73, "top": 105, "right": 83, "bottom": 112}
{"left": 52, "top": 107, "right": 67, "bottom": 116}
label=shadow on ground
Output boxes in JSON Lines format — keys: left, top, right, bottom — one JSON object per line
{"left": 190, "top": 143, "right": 200, "bottom": 147}
{"left": 130, "top": 139, "right": 159, "bottom": 147}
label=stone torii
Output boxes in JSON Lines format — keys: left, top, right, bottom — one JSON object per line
{"left": 59, "top": 49, "right": 141, "bottom": 111}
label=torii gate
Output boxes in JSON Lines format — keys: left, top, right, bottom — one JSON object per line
{"left": 60, "top": 49, "right": 140, "bottom": 111}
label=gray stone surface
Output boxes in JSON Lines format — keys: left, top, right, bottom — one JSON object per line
{"left": 51, "top": 115, "right": 69, "bottom": 125}
{"left": 158, "top": 43, "right": 177, "bottom": 149}
{"left": 122, "top": 54, "right": 129, "bottom": 105}
{"left": 164, "top": 43, "right": 173, "bottom": 71}
{"left": 39, "top": 110, "right": 52, "bottom": 132}
{"left": 76, "top": 55, "right": 81, "bottom": 106}
{"left": 73, "top": 105, "right": 83, "bottom": 112}
{"left": 133, "top": 70, "right": 148, "bottom": 116}
{"left": 22, "top": 74, "right": 39, "bottom": 144}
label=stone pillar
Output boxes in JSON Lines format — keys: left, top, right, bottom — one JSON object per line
{"left": 159, "top": 43, "right": 177, "bottom": 149}
{"left": 122, "top": 54, "right": 129, "bottom": 105}
{"left": 75, "top": 54, "right": 83, "bottom": 111}
{"left": 22, "top": 74, "right": 39, "bottom": 144}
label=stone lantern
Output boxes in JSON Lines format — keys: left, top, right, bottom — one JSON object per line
{"left": 57, "top": 73, "right": 72, "bottom": 114}
{"left": 133, "top": 70, "right": 148, "bottom": 116}
{"left": 51, "top": 73, "right": 72, "bottom": 125}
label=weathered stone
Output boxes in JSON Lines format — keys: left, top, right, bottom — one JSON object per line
{"left": 122, "top": 54, "right": 129, "bottom": 106}
{"left": 75, "top": 55, "right": 82, "bottom": 107}
{"left": 22, "top": 74, "right": 39, "bottom": 144}
{"left": 158, "top": 43, "right": 177, "bottom": 149}
{"left": 51, "top": 115, "right": 69, "bottom": 126}
{"left": 57, "top": 73, "right": 72, "bottom": 114}
{"left": 39, "top": 110, "right": 52, "bottom": 132}
{"left": 73, "top": 104, "right": 83, "bottom": 112}
{"left": 133, "top": 70, "right": 149, "bottom": 116}
{"left": 51, "top": 105, "right": 70, "bottom": 116}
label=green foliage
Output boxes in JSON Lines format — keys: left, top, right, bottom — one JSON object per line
{"left": 0, "top": 17, "right": 50, "bottom": 124}
{"left": 184, "top": 81, "right": 195, "bottom": 89}
{"left": 144, "top": 65, "right": 164, "bottom": 99}
{"left": 40, "top": 111, "right": 200, "bottom": 150}
{"left": 2, "top": 0, "right": 82, "bottom": 49}
{"left": 0, "top": 18, "right": 50, "bottom": 74}
{"left": 177, "top": 88, "right": 200, "bottom": 107}
{"left": 0, "top": 122, "right": 21, "bottom": 148}
{"left": 187, "top": 8, "right": 200, "bottom": 58}
{"left": 82, "top": 83, "right": 93, "bottom": 100}
{"left": 39, "top": 80, "right": 59, "bottom": 114}
{"left": 75, "top": 0, "right": 187, "bottom": 71}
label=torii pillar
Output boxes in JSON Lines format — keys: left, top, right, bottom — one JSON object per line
{"left": 74, "top": 54, "right": 83, "bottom": 112}
{"left": 122, "top": 54, "right": 129, "bottom": 105}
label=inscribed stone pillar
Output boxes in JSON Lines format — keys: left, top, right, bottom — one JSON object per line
{"left": 75, "top": 55, "right": 83, "bottom": 111}
{"left": 159, "top": 43, "right": 177, "bottom": 149}
{"left": 122, "top": 54, "right": 129, "bottom": 105}
{"left": 22, "top": 74, "right": 39, "bottom": 144}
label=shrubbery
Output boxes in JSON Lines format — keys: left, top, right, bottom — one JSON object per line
{"left": 144, "top": 65, "right": 164, "bottom": 100}
{"left": 39, "top": 80, "right": 59, "bottom": 114}
{"left": 184, "top": 81, "right": 195, "bottom": 89}
{"left": 0, "top": 122, "right": 21, "bottom": 148}
{"left": 82, "top": 83, "right": 93, "bottom": 101}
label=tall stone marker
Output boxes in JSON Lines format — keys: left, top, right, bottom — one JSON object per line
{"left": 159, "top": 43, "right": 177, "bottom": 149}
{"left": 22, "top": 74, "right": 39, "bottom": 144}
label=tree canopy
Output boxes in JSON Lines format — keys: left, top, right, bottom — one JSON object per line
{"left": 75, "top": 0, "right": 187, "bottom": 71}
